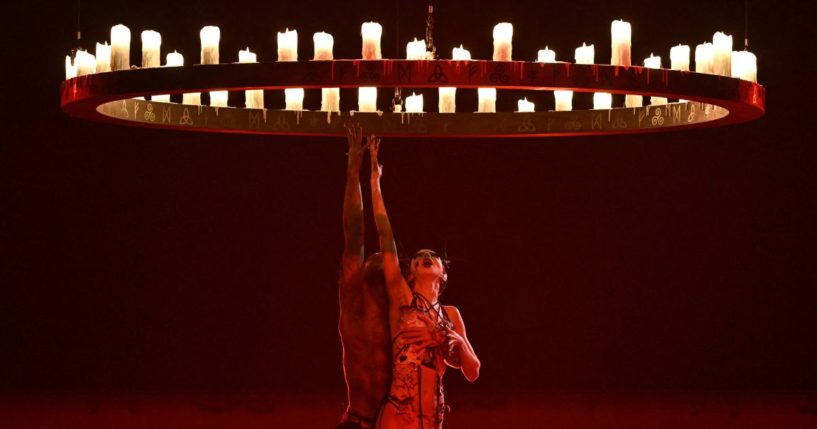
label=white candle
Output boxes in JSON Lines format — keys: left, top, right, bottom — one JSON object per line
{"left": 537, "top": 47, "right": 556, "bottom": 63}
{"left": 610, "top": 20, "right": 631, "bottom": 66}
{"left": 438, "top": 87, "right": 456, "bottom": 113}
{"left": 65, "top": 55, "right": 77, "bottom": 80}
{"left": 154, "top": 51, "right": 183, "bottom": 103}
{"left": 358, "top": 87, "right": 378, "bottom": 112}
{"left": 452, "top": 44, "right": 471, "bottom": 60}
{"left": 625, "top": 94, "right": 643, "bottom": 108}
{"left": 405, "top": 92, "right": 424, "bottom": 113}
{"left": 695, "top": 42, "right": 714, "bottom": 74}
{"left": 575, "top": 43, "right": 594, "bottom": 64}
{"left": 670, "top": 44, "right": 690, "bottom": 71}
{"left": 731, "top": 50, "right": 757, "bottom": 82}
{"left": 644, "top": 54, "right": 667, "bottom": 105}
{"left": 361, "top": 22, "right": 383, "bottom": 60}
{"left": 75, "top": 50, "right": 96, "bottom": 76}
{"left": 210, "top": 90, "right": 229, "bottom": 107}
{"left": 277, "top": 29, "right": 298, "bottom": 61}
{"left": 593, "top": 92, "right": 612, "bottom": 109}
{"left": 166, "top": 51, "right": 184, "bottom": 67}
{"left": 478, "top": 88, "right": 496, "bottom": 113}
{"left": 110, "top": 24, "right": 131, "bottom": 71}
{"left": 713, "top": 32, "right": 733, "bottom": 77}
{"left": 492, "top": 23, "right": 513, "bottom": 61}
{"left": 313, "top": 32, "right": 334, "bottom": 60}
{"left": 321, "top": 88, "right": 340, "bottom": 112}
{"left": 406, "top": 38, "right": 427, "bottom": 60}
{"left": 95, "top": 42, "right": 111, "bottom": 72}
{"left": 554, "top": 90, "right": 573, "bottom": 111}
{"left": 239, "top": 48, "right": 264, "bottom": 109}
{"left": 517, "top": 98, "right": 535, "bottom": 112}
{"left": 183, "top": 92, "right": 201, "bottom": 105}
{"left": 141, "top": 30, "right": 161, "bottom": 68}
{"left": 200, "top": 26, "right": 220, "bottom": 64}
{"left": 285, "top": 88, "right": 304, "bottom": 110}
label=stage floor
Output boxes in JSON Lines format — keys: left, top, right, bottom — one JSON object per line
{"left": 2, "top": 391, "right": 816, "bottom": 428}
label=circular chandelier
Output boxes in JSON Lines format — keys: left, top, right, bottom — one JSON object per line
{"left": 60, "top": 4, "right": 765, "bottom": 138}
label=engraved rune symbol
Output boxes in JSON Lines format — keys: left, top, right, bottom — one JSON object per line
{"left": 427, "top": 64, "right": 448, "bottom": 83}
{"left": 489, "top": 64, "right": 509, "bottom": 84}
{"left": 144, "top": 103, "right": 156, "bottom": 122}
{"left": 468, "top": 63, "right": 479, "bottom": 83}
{"left": 398, "top": 63, "right": 412, "bottom": 83}
{"left": 120, "top": 100, "right": 129, "bottom": 118}
{"left": 564, "top": 115, "right": 582, "bottom": 131}
{"left": 612, "top": 114, "right": 628, "bottom": 129}
{"left": 179, "top": 108, "right": 194, "bottom": 126}
{"left": 518, "top": 119, "right": 536, "bottom": 133}
{"left": 360, "top": 63, "right": 381, "bottom": 83}
{"left": 651, "top": 108, "right": 665, "bottom": 126}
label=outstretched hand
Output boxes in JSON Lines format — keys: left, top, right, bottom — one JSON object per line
{"left": 368, "top": 134, "right": 382, "bottom": 182}
{"left": 344, "top": 123, "right": 367, "bottom": 162}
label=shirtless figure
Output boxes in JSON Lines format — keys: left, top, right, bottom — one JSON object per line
{"left": 336, "top": 125, "right": 392, "bottom": 429}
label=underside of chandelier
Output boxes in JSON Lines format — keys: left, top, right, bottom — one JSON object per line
{"left": 60, "top": 59, "right": 764, "bottom": 138}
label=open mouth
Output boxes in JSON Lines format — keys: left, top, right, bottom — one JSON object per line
{"left": 422, "top": 259, "right": 433, "bottom": 268}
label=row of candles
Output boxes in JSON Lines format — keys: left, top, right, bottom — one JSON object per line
{"left": 65, "top": 20, "right": 758, "bottom": 113}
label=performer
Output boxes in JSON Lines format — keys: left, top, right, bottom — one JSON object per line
{"left": 337, "top": 127, "right": 446, "bottom": 428}
{"left": 369, "top": 136, "right": 480, "bottom": 429}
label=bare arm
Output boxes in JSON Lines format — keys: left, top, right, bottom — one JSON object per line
{"left": 369, "top": 136, "right": 413, "bottom": 327}
{"left": 444, "top": 306, "right": 480, "bottom": 382}
{"left": 341, "top": 125, "right": 366, "bottom": 284}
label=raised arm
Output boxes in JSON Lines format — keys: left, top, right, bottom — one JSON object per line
{"left": 369, "top": 136, "right": 413, "bottom": 315}
{"left": 340, "top": 125, "right": 366, "bottom": 284}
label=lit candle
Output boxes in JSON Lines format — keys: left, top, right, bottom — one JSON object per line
{"left": 537, "top": 47, "right": 556, "bottom": 63}
{"left": 277, "top": 29, "right": 298, "bottom": 61}
{"left": 670, "top": 44, "right": 690, "bottom": 71}
{"left": 285, "top": 88, "right": 304, "bottom": 110}
{"left": 593, "top": 92, "right": 612, "bottom": 109}
{"left": 554, "top": 90, "right": 573, "bottom": 111}
{"left": 713, "top": 32, "right": 733, "bottom": 76}
{"left": 625, "top": 95, "right": 643, "bottom": 108}
{"left": 154, "top": 51, "right": 181, "bottom": 103}
{"left": 321, "top": 88, "right": 340, "bottom": 112}
{"left": 183, "top": 92, "right": 201, "bottom": 105}
{"left": 358, "top": 87, "right": 378, "bottom": 112}
{"left": 141, "top": 30, "right": 161, "bottom": 68}
{"left": 313, "top": 32, "right": 334, "bottom": 60}
{"left": 210, "top": 91, "right": 229, "bottom": 107}
{"left": 200, "top": 26, "right": 220, "bottom": 65}
{"left": 492, "top": 23, "right": 513, "bottom": 61}
{"left": 239, "top": 48, "right": 264, "bottom": 109}
{"left": 695, "top": 42, "right": 714, "bottom": 74}
{"left": 644, "top": 54, "right": 667, "bottom": 105}
{"left": 478, "top": 88, "right": 496, "bottom": 113}
{"left": 166, "top": 51, "right": 184, "bottom": 67}
{"left": 405, "top": 92, "right": 424, "bottom": 113}
{"left": 575, "top": 43, "right": 594, "bottom": 64}
{"left": 610, "top": 20, "right": 631, "bottom": 66}
{"left": 731, "top": 50, "right": 757, "bottom": 82}
{"left": 361, "top": 22, "right": 383, "bottom": 60}
{"left": 65, "top": 56, "right": 77, "bottom": 80}
{"left": 75, "top": 50, "right": 96, "bottom": 76}
{"left": 438, "top": 87, "right": 456, "bottom": 113}
{"left": 406, "top": 38, "right": 427, "bottom": 60}
{"left": 110, "top": 24, "right": 131, "bottom": 71}
{"left": 517, "top": 98, "right": 535, "bottom": 112}
{"left": 95, "top": 42, "right": 111, "bottom": 72}
{"left": 453, "top": 44, "right": 471, "bottom": 60}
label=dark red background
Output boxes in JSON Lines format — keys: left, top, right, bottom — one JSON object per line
{"left": 2, "top": 0, "right": 815, "bottom": 424}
